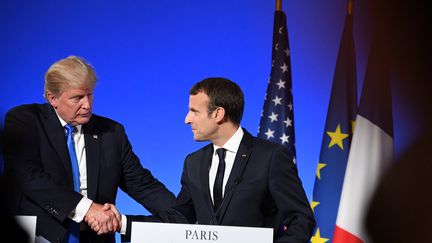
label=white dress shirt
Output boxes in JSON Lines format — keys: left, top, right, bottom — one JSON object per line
{"left": 209, "top": 126, "right": 244, "bottom": 202}
{"left": 121, "top": 126, "right": 245, "bottom": 235}
{"left": 56, "top": 114, "right": 92, "bottom": 223}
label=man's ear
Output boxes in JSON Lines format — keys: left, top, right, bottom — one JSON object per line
{"left": 46, "top": 92, "right": 58, "bottom": 109}
{"left": 214, "top": 107, "right": 226, "bottom": 123}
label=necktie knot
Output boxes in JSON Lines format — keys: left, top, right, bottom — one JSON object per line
{"left": 65, "top": 124, "right": 75, "bottom": 136}
{"left": 216, "top": 148, "right": 226, "bottom": 160}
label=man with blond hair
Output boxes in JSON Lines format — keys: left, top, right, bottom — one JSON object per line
{"left": 2, "top": 56, "right": 176, "bottom": 243}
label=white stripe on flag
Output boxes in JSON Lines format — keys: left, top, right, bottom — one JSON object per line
{"left": 334, "top": 114, "right": 393, "bottom": 242}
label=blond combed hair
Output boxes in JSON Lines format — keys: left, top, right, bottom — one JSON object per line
{"left": 44, "top": 55, "right": 97, "bottom": 99}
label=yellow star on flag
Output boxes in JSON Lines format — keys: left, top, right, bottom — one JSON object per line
{"left": 326, "top": 124, "right": 349, "bottom": 149}
{"left": 310, "top": 201, "right": 320, "bottom": 212}
{"left": 316, "top": 162, "right": 327, "bottom": 180}
{"left": 311, "top": 228, "right": 329, "bottom": 243}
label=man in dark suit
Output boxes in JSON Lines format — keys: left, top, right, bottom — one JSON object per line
{"left": 117, "top": 77, "right": 315, "bottom": 243}
{"left": 2, "top": 56, "right": 176, "bottom": 243}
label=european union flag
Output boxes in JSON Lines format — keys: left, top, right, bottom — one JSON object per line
{"left": 310, "top": 5, "right": 358, "bottom": 242}
{"left": 258, "top": 10, "right": 296, "bottom": 163}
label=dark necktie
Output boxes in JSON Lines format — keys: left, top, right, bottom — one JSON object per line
{"left": 213, "top": 148, "right": 226, "bottom": 211}
{"left": 64, "top": 124, "right": 80, "bottom": 243}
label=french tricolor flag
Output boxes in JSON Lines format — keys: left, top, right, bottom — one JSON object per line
{"left": 333, "top": 38, "right": 394, "bottom": 243}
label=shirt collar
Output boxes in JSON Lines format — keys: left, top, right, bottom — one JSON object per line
{"left": 54, "top": 110, "right": 82, "bottom": 134}
{"left": 213, "top": 126, "right": 244, "bottom": 154}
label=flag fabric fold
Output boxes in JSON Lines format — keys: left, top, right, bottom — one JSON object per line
{"left": 258, "top": 10, "right": 296, "bottom": 163}
{"left": 310, "top": 11, "right": 357, "bottom": 243}
{"left": 333, "top": 35, "right": 394, "bottom": 243}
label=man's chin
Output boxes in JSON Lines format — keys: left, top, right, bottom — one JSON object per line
{"left": 193, "top": 136, "right": 206, "bottom": 142}
{"left": 77, "top": 116, "right": 92, "bottom": 125}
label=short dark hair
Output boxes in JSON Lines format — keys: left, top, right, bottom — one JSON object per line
{"left": 189, "top": 77, "right": 244, "bottom": 125}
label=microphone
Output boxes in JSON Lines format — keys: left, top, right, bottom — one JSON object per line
{"left": 209, "top": 176, "right": 242, "bottom": 225}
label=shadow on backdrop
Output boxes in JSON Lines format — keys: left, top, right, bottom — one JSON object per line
{"left": 365, "top": 0, "right": 432, "bottom": 242}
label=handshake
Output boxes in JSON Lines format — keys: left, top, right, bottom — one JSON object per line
{"left": 84, "top": 203, "right": 120, "bottom": 235}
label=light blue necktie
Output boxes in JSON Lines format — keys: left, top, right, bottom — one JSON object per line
{"left": 65, "top": 124, "right": 80, "bottom": 191}
{"left": 64, "top": 124, "right": 80, "bottom": 243}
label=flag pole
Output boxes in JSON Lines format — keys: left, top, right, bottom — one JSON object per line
{"left": 276, "top": 0, "right": 282, "bottom": 11}
{"left": 348, "top": 0, "right": 353, "bottom": 15}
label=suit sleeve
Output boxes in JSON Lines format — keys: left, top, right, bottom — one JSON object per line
{"left": 116, "top": 123, "right": 177, "bottom": 214}
{"left": 125, "top": 154, "right": 196, "bottom": 225}
{"left": 268, "top": 146, "right": 316, "bottom": 243}
{"left": 3, "top": 107, "right": 82, "bottom": 222}
{"left": 121, "top": 156, "right": 193, "bottom": 242}
{"left": 168, "top": 156, "right": 197, "bottom": 223}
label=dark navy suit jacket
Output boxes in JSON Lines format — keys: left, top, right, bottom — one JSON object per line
{"left": 126, "top": 129, "right": 315, "bottom": 243}
{"left": 3, "top": 103, "right": 176, "bottom": 243}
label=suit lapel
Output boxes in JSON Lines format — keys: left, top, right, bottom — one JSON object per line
{"left": 40, "top": 104, "right": 74, "bottom": 184}
{"left": 216, "top": 129, "right": 254, "bottom": 223}
{"left": 83, "top": 118, "right": 101, "bottom": 201}
{"left": 200, "top": 145, "right": 214, "bottom": 214}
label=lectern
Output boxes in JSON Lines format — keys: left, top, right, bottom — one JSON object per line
{"left": 131, "top": 222, "right": 273, "bottom": 243}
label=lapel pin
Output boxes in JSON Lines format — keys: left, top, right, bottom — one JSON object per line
{"left": 93, "top": 134, "right": 98, "bottom": 139}
{"left": 242, "top": 154, "right": 247, "bottom": 158}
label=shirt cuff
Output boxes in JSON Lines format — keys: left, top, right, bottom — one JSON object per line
{"left": 71, "top": 197, "right": 93, "bottom": 223}
{"left": 120, "top": 215, "right": 127, "bottom": 234}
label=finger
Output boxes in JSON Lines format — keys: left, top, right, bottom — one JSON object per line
{"left": 101, "top": 211, "right": 113, "bottom": 232}
{"left": 102, "top": 203, "right": 111, "bottom": 211}
{"left": 112, "top": 218, "right": 119, "bottom": 232}
{"left": 89, "top": 219, "right": 98, "bottom": 229}
{"left": 92, "top": 224, "right": 100, "bottom": 232}
{"left": 109, "top": 205, "right": 121, "bottom": 221}
{"left": 107, "top": 206, "right": 121, "bottom": 231}
{"left": 87, "top": 217, "right": 95, "bottom": 225}
{"left": 101, "top": 222, "right": 108, "bottom": 234}
{"left": 106, "top": 217, "right": 113, "bottom": 232}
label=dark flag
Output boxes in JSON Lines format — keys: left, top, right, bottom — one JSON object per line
{"left": 258, "top": 9, "right": 296, "bottom": 163}
{"left": 310, "top": 2, "right": 358, "bottom": 242}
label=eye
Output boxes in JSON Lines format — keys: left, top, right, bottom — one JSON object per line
{"left": 71, "top": 96, "right": 82, "bottom": 103}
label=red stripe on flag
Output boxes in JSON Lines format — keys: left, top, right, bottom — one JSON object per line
{"left": 333, "top": 225, "right": 363, "bottom": 243}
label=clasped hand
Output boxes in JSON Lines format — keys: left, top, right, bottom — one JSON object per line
{"left": 85, "top": 203, "right": 121, "bottom": 235}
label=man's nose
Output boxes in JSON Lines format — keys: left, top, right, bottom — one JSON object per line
{"left": 185, "top": 112, "right": 191, "bottom": 124}
{"left": 81, "top": 95, "right": 92, "bottom": 109}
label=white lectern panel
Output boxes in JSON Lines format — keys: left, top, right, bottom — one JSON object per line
{"left": 15, "top": 215, "right": 36, "bottom": 243}
{"left": 131, "top": 222, "right": 273, "bottom": 243}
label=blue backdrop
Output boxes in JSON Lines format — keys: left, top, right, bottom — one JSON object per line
{"left": 0, "top": 0, "right": 420, "bottom": 241}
